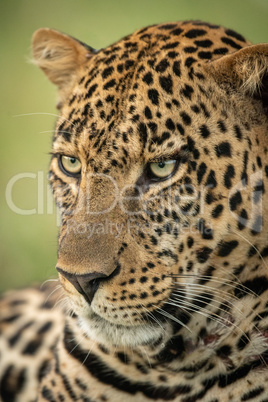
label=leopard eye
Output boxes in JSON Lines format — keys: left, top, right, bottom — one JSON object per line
{"left": 149, "top": 160, "right": 177, "bottom": 179}
{"left": 59, "top": 155, "right": 81, "bottom": 176}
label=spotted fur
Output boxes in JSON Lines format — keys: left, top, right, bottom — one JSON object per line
{"left": 1, "top": 21, "right": 268, "bottom": 401}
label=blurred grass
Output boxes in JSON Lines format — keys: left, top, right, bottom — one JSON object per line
{"left": 1, "top": 0, "right": 267, "bottom": 292}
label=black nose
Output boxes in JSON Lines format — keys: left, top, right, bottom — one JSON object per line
{"left": 56, "top": 267, "right": 108, "bottom": 304}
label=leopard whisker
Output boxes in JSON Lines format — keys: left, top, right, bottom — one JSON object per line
{"left": 139, "top": 345, "right": 153, "bottom": 369}
{"left": 173, "top": 283, "right": 241, "bottom": 307}
{"left": 232, "top": 228, "right": 268, "bottom": 270}
{"left": 172, "top": 288, "right": 243, "bottom": 317}
{"left": 174, "top": 292, "right": 246, "bottom": 322}
{"left": 141, "top": 306, "right": 167, "bottom": 334}
{"left": 13, "top": 112, "right": 76, "bottom": 127}
{"left": 43, "top": 285, "right": 63, "bottom": 304}
{"left": 152, "top": 306, "right": 192, "bottom": 333}
{"left": 172, "top": 280, "right": 235, "bottom": 298}
{"left": 173, "top": 275, "right": 260, "bottom": 299}
{"left": 174, "top": 283, "right": 257, "bottom": 320}
{"left": 168, "top": 297, "right": 249, "bottom": 340}
{"left": 122, "top": 299, "right": 149, "bottom": 328}
{"left": 40, "top": 278, "right": 59, "bottom": 288}
{"left": 68, "top": 335, "right": 85, "bottom": 357}
{"left": 173, "top": 286, "right": 265, "bottom": 341}
{"left": 172, "top": 291, "right": 242, "bottom": 324}
{"left": 167, "top": 299, "right": 234, "bottom": 332}
{"left": 54, "top": 296, "right": 70, "bottom": 310}
{"left": 81, "top": 347, "right": 94, "bottom": 366}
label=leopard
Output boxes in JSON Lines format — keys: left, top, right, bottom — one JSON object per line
{"left": 0, "top": 19, "right": 268, "bottom": 402}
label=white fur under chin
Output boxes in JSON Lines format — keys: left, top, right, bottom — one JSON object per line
{"left": 78, "top": 313, "right": 164, "bottom": 347}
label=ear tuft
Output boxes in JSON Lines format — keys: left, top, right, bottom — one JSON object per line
{"left": 32, "top": 28, "right": 96, "bottom": 104}
{"left": 206, "top": 44, "right": 268, "bottom": 112}
{"left": 239, "top": 47, "right": 268, "bottom": 99}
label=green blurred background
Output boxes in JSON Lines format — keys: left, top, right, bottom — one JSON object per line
{"left": 1, "top": 0, "right": 268, "bottom": 292}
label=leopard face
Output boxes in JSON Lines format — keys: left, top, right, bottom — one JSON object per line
{"left": 33, "top": 21, "right": 268, "bottom": 349}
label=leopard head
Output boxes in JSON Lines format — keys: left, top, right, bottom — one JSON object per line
{"left": 32, "top": 22, "right": 268, "bottom": 348}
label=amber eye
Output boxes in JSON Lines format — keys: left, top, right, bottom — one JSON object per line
{"left": 149, "top": 160, "right": 177, "bottom": 179}
{"left": 59, "top": 155, "right": 81, "bottom": 176}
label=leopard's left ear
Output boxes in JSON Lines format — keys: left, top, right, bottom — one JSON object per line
{"left": 205, "top": 44, "right": 268, "bottom": 113}
{"left": 32, "top": 28, "right": 97, "bottom": 107}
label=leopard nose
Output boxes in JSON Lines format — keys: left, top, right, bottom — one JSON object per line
{"left": 56, "top": 267, "right": 108, "bottom": 304}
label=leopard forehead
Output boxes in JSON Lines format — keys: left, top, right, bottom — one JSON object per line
{"left": 53, "top": 21, "right": 249, "bottom": 158}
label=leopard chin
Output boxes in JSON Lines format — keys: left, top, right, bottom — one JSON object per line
{"left": 78, "top": 310, "right": 167, "bottom": 348}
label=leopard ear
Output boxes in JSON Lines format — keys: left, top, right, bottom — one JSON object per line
{"left": 32, "top": 28, "right": 97, "bottom": 107}
{"left": 205, "top": 44, "right": 268, "bottom": 113}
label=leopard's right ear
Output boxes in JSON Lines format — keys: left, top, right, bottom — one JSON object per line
{"left": 32, "top": 28, "right": 97, "bottom": 107}
{"left": 204, "top": 43, "right": 268, "bottom": 115}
